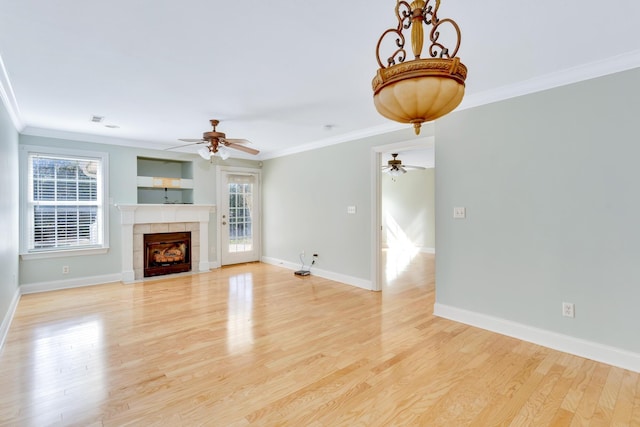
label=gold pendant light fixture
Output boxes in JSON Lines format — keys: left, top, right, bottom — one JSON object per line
{"left": 372, "top": 0, "right": 467, "bottom": 135}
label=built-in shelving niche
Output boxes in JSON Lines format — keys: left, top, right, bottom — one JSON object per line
{"left": 136, "top": 157, "right": 194, "bottom": 204}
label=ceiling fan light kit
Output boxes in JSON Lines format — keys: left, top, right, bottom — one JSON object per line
{"left": 197, "top": 146, "right": 211, "bottom": 160}
{"left": 217, "top": 145, "right": 231, "bottom": 160}
{"left": 197, "top": 143, "right": 231, "bottom": 161}
{"left": 173, "top": 119, "right": 260, "bottom": 159}
{"left": 387, "top": 166, "right": 407, "bottom": 177}
{"left": 372, "top": 0, "right": 467, "bottom": 135}
{"left": 382, "top": 153, "right": 426, "bottom": 176}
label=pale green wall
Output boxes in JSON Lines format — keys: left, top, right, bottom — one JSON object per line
{"left": 262, "top": 128, "right": 415, "bottom": 280}
{"left": 18, "top": 134, "right": 259, "bottom": 285}
{"left": 435, "top": 67, "right": 640, "bottom": 353}
{"left": 382, "top": 168, "right": 435, "bottom": 250}
{"left": 0, "top": 99, "right": 19, "bottom": 323}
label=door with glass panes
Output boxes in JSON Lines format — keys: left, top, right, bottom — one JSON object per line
{"left": 220, "top": 171, "right": 260, "bottom": 265}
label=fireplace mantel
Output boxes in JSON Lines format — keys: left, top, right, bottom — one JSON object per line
{"left": 116, "top": 204, "right": 215, "bottom": 282}
{"left": 117, "top": 204, "right": 215, "bottom": 225}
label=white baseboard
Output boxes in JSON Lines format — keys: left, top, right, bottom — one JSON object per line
{"left": 434, "top": 303, "right": 640, "bottom": 373}
{"left": 20, "top": 273, "right": 123, "bottom": 295}
{"left": 261, "top": 256, "right": 372, "bottom": 291}
{"left": 261, "top": 256, "right": 306, "bottom": 272}
{"left": 0, "top": 286, "right": 21, "bottom": 351}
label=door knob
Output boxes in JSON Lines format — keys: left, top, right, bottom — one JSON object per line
{"left": 222, "top": 221, "right": 227, "bottom": 225}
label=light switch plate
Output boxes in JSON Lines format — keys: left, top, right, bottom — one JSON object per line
{"left": 347, "top": 206, "right": 357, "bottom": 214}
{"left": 453, "top": 207, "right": 466, "bottom": 219}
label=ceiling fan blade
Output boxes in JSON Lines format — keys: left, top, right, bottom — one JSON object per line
{"left": 227, "top": 143, "right": 260, "bottom": 155}
{"left": 225, "top": 138, "right": 251, "bottom": 145}
{"left": 179, "top": 138, "right": 206, "bottom": 143}
{"left": 404, "top": 165, "right": 427, "bottom": 171}
{"left": 164, "top": 140, "right": 207, "bottom": 150}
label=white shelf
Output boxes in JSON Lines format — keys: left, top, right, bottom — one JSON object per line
{"left": 136, "top": 176, "right": 194, "bottom": 189}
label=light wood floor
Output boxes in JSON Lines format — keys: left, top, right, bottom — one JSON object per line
{"left": 1, "top": 254, "right": 639, "bottom": 426}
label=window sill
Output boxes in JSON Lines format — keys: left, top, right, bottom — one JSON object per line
{"left": 20, "top": 247, "right": 109, "bottom": 260}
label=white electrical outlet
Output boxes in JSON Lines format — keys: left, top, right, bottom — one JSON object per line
{"left": 562, "top": 302, "right": 575, "bottom": 318}
{"left": 62, "top": 265, "right": 70, "bottom": 274}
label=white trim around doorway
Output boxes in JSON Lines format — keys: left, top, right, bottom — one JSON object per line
{"left": 370, "top": 135, "right": 435, "bottom": 291}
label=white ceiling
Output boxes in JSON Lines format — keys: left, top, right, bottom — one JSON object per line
{"left": 1, "top": 1, "right": 639, "bottom": 160}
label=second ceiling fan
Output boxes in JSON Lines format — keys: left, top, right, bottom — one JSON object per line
{"left": 168, "top": 119, "right": 260, "bottom": 160}
{"left": 382, "top": 153, "right": 426, "bottom": 176}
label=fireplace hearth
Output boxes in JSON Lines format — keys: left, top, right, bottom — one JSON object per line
{"left": 144, "top": 231, "right": 192, "bottom": 277}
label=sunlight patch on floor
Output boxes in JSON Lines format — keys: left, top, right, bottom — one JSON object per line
{"left": 384, "top": 213, "right": 419, "bottom": 284}
{"left": 32, "top": 318, "right": 106, "bottom": 422}
{"left": 226, "top": 273, "right": 255, "bottom": 354}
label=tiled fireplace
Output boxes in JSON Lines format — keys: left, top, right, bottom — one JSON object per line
{"left": 117, "top": 204, "right": 215, "bottom": 282}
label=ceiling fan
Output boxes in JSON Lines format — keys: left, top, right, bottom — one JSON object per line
{"left": 382, "top": 153, "right": 426, "bottom": 176}
{"left": 167, "top": 119, "right": 260, "bottom": 160}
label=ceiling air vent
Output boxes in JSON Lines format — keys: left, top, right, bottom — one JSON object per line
{"left": 90, "top": 115, "right": 105, "bottom": 123}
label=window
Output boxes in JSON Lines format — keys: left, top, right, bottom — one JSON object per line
{"left": 21, "top": 146, "right": 109, "bottom": 258}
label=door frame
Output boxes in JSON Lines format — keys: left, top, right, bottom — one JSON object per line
{"left": 216, "top": 165, "right": 262, "bottom": 266}
{"left": 370, "top": 136, "right": 434, "bottom": 291}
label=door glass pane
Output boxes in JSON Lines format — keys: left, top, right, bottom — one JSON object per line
{"left": 228, "top": 181, "right": 253, "bottom": 253}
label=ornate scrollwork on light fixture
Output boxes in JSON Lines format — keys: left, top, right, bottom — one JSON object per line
{"left": 373, "top": 0, "right": 467, "bottom": 135}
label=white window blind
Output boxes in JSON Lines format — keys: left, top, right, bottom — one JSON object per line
{"left": 27, "top": 152, "right": 104, "bottom": 251}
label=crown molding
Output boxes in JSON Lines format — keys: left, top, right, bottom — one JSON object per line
{"left": 459, "top": 49, "right": 640, "bottom": 111}
{"left": 259, "top": 122, "right": 406, "bottom": 160}
{"left": 7, "top": 50, "right": 640, "bottom": 157}
{"left": 20, "top": 126, "right": 168, "bottom": 151}
{"left": 0, "top": 54, "right": 23, "bottom": 131}
{"left": 261, "top": 51, "right": 640, "bottom": 160}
